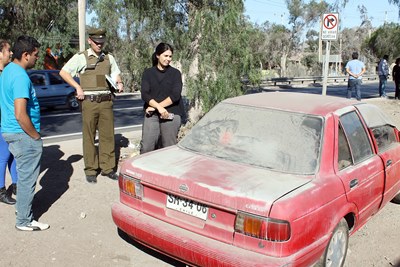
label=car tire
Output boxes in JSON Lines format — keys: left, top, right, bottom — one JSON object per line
{"left": 68, "top": 95, "right": 79, "bottom": 110}
{"left": 391, "top": 192, "right": 400, "bottom": 204}
{"left": 315, "top": 218, "right": 349, "bottom": 267}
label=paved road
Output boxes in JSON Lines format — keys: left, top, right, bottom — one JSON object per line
{"left": 41, "top": 93, "right": 144, "bottom": 143}
{"left": 42, "top": 80, "right": 389, "bottom": 140}
{"left": 260, "top": 80, "right": 391, "bottom": 99}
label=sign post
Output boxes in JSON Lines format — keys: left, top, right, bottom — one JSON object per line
{"left": 321, "top": 13, "right": 339, "bottom": 96}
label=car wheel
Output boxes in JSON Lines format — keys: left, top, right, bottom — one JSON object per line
{"left": 315, "top": 219, "right": 349, "bottom": 267}
{"left": 391, "top": 191, "right": 400, "bottom": 204}
{"left": 68, "top": 95, "right": 79, "bottom": 110}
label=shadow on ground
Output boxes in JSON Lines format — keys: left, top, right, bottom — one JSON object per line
{"left": 33, "top": 145, "right": 82, "bottom": 220}
{"left": 117, "top": 228, "right": 186, "bottom": 267}
{"left": 33, "top": 133, "right": 132, "bottom": 220}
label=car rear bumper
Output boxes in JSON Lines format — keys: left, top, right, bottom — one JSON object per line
{"left": 112, "top": 202, "right": 297, "bottom": 267}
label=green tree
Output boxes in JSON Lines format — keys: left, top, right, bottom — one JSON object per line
{"left": 87, "top": 0, "right": 185, "bottom": 91}
{"left": 88, "top": 0, "right": 255, "bottom": 117}
{"left": 284, "top": 0, "right": 328, "bottom": 76}
{"left": 0, "top": 0, "right": 78, "bottom": 67}
{"left": 365, "top": 23, "right": 400, "bottom": 63}
{"left": 389, "top": 0, "right": 400, "bottom": 16}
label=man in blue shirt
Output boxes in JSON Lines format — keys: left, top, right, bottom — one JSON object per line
{"left": 0, "top": 36, "right": 49, "bottom": 231}
{"left": 345, "top": 52, "right": 366, "bottom": 101}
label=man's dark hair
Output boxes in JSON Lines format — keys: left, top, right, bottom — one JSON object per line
{"left": 12, "top": 35, "right": 41, "bottom": 60}
{"left": 383, "top": 55, "right": 389, "bottom": 60}
{"left": 352, "top": 52, "right": 359, "bottom": 59}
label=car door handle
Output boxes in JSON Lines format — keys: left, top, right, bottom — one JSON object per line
{"left": 386, "top": 159, "right": 392, "bottom": 167}
{"left": 350, "top": 179, "right": 358, "bottom": 189}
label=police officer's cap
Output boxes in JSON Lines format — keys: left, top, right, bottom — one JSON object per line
{"left": 88, "top": 28, "right": 106, "bottom": 43}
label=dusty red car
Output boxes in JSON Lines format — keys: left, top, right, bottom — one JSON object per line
{"left": 112, "top": 92, "right": 400, "bottom": 267}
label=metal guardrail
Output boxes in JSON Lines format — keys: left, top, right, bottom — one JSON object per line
{"left": 262, "top": 75, "right": 377, "bottom": 86}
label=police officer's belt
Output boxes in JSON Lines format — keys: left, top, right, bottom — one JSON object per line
{"left": 83, "top": 94, "right": 113, "bottom": 103}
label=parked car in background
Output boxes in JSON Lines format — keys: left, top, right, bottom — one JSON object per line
{"left": 28, "top": 70, "right": 79, "bottom": 110}
{"left": 112, "top": 92, "right": 400, "bottom": 267}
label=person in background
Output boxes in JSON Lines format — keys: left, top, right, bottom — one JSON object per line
{"left": 378, "top": 54, "right": 389, "bottom": 98}
{"left": 140, "top": 42, "right": 184, "bottom": 154}
{"left": 0, "top": 36, "right": 49, "bottom": 231}
{"left": 345, "top": 52, "right": 366, "bottom": 101}
{"left": 43, "top": 47, "right": 59, "bottom": 70}
{"left": 392, "top": 58, "right": 400, "bottom": 100}
{"left": 59, "top": 28, "right": 123, "bottom": 184}
{"left": 0, "top": 39, "right": 17, "bottom": 205}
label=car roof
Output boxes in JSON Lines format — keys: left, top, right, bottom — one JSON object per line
{"left": 28, "top": 70, "right": 59, "bottom": 73}
{"left": 224, "top": 92, "right": 357, "bottom": 116}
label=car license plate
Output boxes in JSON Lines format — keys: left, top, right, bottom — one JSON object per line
{"left": 166, "top": 194, "right": 208, "bottom": 220}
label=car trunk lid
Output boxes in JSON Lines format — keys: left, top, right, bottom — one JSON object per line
{"left": 121, "top": 146, "right": 312, "bottom": 245}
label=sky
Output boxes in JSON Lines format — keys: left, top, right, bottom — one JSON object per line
{"left": 244, "top": 0, "right": 400, "bottom": 29}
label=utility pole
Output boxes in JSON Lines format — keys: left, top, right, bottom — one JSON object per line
{"left": 318, "top": 14, "right": 323, "bottom": 62}
{"left": 78, "top": 0, "right": 86, "bottom": 52}
{"left": 318, "top": 0, "right": 323, "bottom": 62}
{"left": 322, "top": 41, "right": 330, "bottom": 95}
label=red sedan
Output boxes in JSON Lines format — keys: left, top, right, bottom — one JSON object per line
{"left": 112, "top": 92, "right": 400, "bottom": 267}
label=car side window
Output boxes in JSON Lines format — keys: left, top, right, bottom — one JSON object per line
{"left": 48, "top": 72, "right": 64, "bottom": 85}
{"left": 338, "top": 124, "right": 353, "bottom": 170}
{"left": 371, "top": 125, "right": 397, "bottom": 152}
{"left": 30, "top": 74, "right": 45, "bottom": 86}
{"left": 340, "top": 111, "right": 373, "bottom": 164}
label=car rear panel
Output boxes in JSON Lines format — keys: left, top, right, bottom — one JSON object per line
{"left": 112, "top": 202, "right": 304, "bottom": 267}
{"left": 117, "top": 146, "right": 313, "bottom": 260}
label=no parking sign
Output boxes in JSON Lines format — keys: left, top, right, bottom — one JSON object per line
{"left": 322, "top": 13, "right": 339, "bottom": 40}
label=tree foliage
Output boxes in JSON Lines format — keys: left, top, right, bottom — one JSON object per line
{"left": 0, "top": 0, "right": 78, "bottom": 65}
{"left": 88, "top": 0, "right": 253, "bottom": 116}
{"left": 389, "top": 0, "right": 400, "bottom": 17}
{"left": 2, "top": 0, "right": 400, "bottom": 117}
{"left": 365, "top": 23, "right": 400, "bottom": 62}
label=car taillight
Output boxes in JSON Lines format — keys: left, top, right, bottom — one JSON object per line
{"left": 119, "top": 173, "right": 143, "bottom": 199}
{"left": 234, "top": 212, "right": 290, "bottom": 242}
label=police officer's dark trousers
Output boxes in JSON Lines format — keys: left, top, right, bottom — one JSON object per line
{"left": 81, "top": 99, "right": 115, "bottom": 176}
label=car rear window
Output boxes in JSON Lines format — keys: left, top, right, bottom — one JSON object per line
{"left": 179, "top": 103, "right": 323, "bottom": 174}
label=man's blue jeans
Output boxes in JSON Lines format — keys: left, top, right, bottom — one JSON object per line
{"left": 347, "top": 79, "right": 362, "bottom": 101}
{"left": 2, "top": 133, "right": 42, "bottom": 227}
{"left": 379, "top": 75, "right": 388, "bottom": 97}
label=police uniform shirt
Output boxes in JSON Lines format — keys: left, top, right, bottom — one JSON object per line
{"left": 62, "top": 48, "right": 121, "bottom": 93}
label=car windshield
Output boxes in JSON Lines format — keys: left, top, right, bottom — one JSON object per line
{"left": 179, "top": 103, "right": 323, "bottom": 174}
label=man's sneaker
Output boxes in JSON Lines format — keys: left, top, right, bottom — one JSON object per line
{"left": 16, "top": 220, "right": 50, "bottom": 231}
{"left": 86, "top": 175, "right": 97, "bottom": 183}
{"left": 101, "top": 171, "right": 119, "bottom": 180}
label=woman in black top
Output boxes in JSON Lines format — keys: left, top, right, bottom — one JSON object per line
{"left": 393, "top": 58, "right": 400, "bottom": 99}
{"left": 140, "top": 43, "right": 184, "bottom": 154}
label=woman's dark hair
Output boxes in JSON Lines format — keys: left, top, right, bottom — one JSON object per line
{"left": 152, "top": 42, "right": 173, "bottom": 66}
{"left": 396, "top": 57, "right": 400, "bottom": 65}
{"left": 0, "top": 39, "right": 9, "bottom": 51}
{"left": 12, "top": 35, "right": 41, "bottom": 60}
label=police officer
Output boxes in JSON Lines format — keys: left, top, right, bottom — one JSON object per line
{"left": 60, "top": 28, "right": 123, "bottom": 183}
